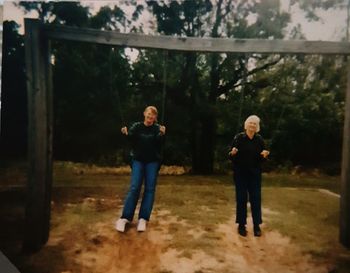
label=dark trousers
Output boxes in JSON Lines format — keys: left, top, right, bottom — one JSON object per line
{"left": 233, "top": 167, "right": 262, "bottom": 226}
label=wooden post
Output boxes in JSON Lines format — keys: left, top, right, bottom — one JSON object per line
{"left": 340, "top": 62, "right": 350, "bottom": 248}
{"left": 21, "top": 18, "right": 350, "bottom": 251}
{"left": 23, "top": 19, "right": 53, "bottom": 251}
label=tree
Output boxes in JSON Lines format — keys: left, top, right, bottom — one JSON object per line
{"left": 3, "top": 1, "right": 346, "bottom": 173}
{"left": 216, "top": 53, "right": 346, "bottom": 173}
{"left": 146, "top": 0, "right": 290, "bottom": 173}
{"left": 17, "top": 1, "right": 90, "bottom": 25}
{"left": 0, "top": 21, "right": 27, "bottom": 160}
{"left": 290, "top": 0, "right": 345, "bottom": 21}
{"left": 13, "top": 2, "right": 135, "bottom": 164}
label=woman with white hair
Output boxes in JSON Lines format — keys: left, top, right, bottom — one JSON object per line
{"left": 228, "top": 115, "right": 269, "bottom": 237}
{"left": 115, "top": 106, "right": 166, "bottom": 233}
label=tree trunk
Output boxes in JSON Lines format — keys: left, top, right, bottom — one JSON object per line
{"left": 190, "top": 53, "right": 219, "bottom": 174}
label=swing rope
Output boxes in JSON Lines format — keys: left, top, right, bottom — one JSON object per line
{"left": 159, "top": 50, "right": 168, "bottom": 162}
{"left": 271, "top": 54, "right": 288, "bottom": 143}
{"left": 109, "top": 46, "right": 126, "bottom": 126}
{"left": 236, "top": 54, "right": 249, "bottom": 133}
{"left": 109, "top": 46, "right": 168, "bottom": 128}
{"left": 160, "top": 50, "right": 168, "bottom": 125}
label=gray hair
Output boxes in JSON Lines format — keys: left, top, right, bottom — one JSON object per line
{"left": 244, "top": 115, "right": 260, "bottom": 132}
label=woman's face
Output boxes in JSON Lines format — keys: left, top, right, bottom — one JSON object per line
{"left": 144, "top": 110, "right": 157, "bottom": 124}
{"left": 247, "top": 120, "right": 258, "bottom": 133}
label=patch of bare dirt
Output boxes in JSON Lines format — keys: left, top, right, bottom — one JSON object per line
{"left": 28, "top": 204, "right": 334, "bottom": 273}
{"left": 156, "top": 216, "right": 333, "bottom": 273}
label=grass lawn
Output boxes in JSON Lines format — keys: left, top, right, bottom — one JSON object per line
{"left": 0, "top": 162, "right": 349, "bottom": 273}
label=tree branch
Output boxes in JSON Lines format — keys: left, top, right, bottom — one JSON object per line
{"left": 246, "top": 58, "right": 281, "bottom": 77}
{"left": 217, "top": 57, "right": 282, "bottom": 97}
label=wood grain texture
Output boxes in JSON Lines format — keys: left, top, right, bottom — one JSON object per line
{"left": 43, "top": 24, "right": 350, "bottom": 54}
{"left": 340, "top": 60, "right": 350, "bottom": 248}
{"left": 24, "top": 19, "right": 53, "bottom": 252}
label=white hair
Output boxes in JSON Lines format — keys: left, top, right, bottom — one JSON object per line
{"left": 244, "top": 115, "right": 260, "bottom": 133}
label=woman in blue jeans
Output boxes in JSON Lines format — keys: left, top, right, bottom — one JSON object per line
{"left": 116, "top": 106, "right": 166, "bottom": 232}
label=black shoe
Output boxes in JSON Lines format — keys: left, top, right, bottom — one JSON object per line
{"left": 254, "top": 225, "right": 262, "bottom": 237}
{"left": 238, "top": 225, "right": 247, "bottom": 237}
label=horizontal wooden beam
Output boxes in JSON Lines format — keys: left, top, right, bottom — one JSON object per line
{"left": 42, "top": 22, "right": 350, "bottom": 55}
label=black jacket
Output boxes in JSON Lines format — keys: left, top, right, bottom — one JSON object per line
{"left": 228, "top": 132, "right": 266, "bottom": 169}
{"left": 127, "top": 122, "right": 163, "bottom": 162}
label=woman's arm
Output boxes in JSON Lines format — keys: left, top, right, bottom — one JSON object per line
{"left": 159, "top": 125, "right": 166, "bottom": 136}
{"left": 258, "top": 135, "right": 270, "bottom": 159}
{"left": 154, "top": 124, "right": 166, "bottom": 151}
{"left": 121, "top": 126, "right": 128, "bottom": 135}
{"left": 154, "top": 124, "right": 166, "bottom": 139}
{"left": 121, "top": 122, "right": 139, "bottom": 141}
{"left": 228, "top": 134, "right": 240, "bottom": 158}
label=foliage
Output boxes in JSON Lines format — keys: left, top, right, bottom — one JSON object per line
{"left": 0, "top": 1, "right": 347, "bottom": 174}
{"left": 0, "top": 21, "right": 27, "bottom": 159}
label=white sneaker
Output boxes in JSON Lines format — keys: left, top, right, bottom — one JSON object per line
{"left": 115, "top": 218, "right": 129, "bottom": 232}
{"left": 137, "top": 218, "right": 147, "bottom": 232}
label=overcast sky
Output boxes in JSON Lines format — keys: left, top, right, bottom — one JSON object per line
{"left": 1, "top": 0, "right": 349, "bottom": 41}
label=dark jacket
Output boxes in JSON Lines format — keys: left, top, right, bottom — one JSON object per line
{"left": 228, "top": 132, "right": 266, "bottom": 169}
{"left": 127, "top": 122, "right": 164, "bottom": 163}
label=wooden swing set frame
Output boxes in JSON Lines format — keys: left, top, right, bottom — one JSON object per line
{"left": 24, "top": 18, "right": 350, "bottom": 251}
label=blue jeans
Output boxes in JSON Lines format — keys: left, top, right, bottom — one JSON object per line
{"left": 233, "top": 167, "right": 262, "bottom": 226}
{"left": 121, "top": 160, "right": 159, "bottom": 221}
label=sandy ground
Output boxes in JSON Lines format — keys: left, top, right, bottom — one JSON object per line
{"left": 1, "top": 166, "right": 346, "bottom": 272}
{"left": 27, "top": 198, "right": 334, "bottom": 273}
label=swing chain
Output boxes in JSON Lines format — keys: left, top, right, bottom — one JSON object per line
{"left": 109, "top": 46, "right": 126, "bottom": 126}
{"left": 236, "top": 53, "right": 249, "bottom": 133}
{"left": 161, "top": 50, "right": 168, "bottom": 125}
